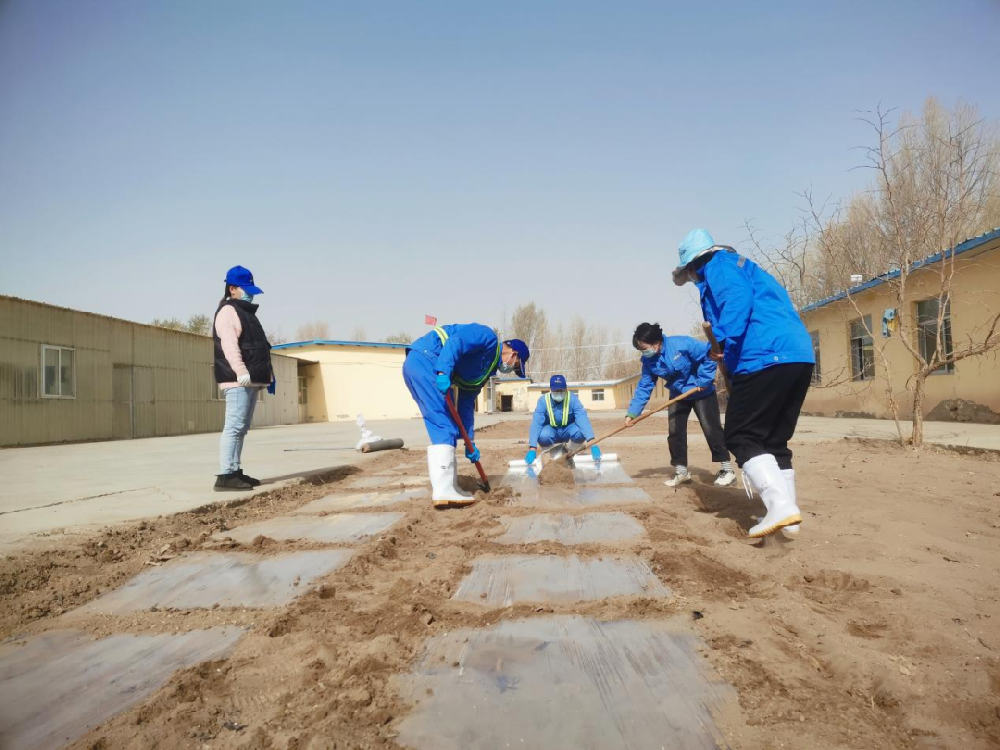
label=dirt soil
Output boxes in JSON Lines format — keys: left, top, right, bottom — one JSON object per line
{"left": 3, "top": 435, "right": 1000, "bottom": 749}
{"left": 537, "top": 458, "right": 576, "bottom": 486}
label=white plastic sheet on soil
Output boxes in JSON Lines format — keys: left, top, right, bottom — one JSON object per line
{"left": 82, "top": 550, "right": 352, "bottom": 612}
{"left": 0, "top": 627, "right": 243, "bottom": 750}
{"left": 214, "top": 512, "right": 404, "bottom": 544}
{"left": 495, "top": 512, "right": 646, "bottom": 545}
{"left": 453, "top": 554, "right": 670, "bottom": 606}
{"left": 292, "top": 488, "right": 427, "bottom": 514}
{"left": 395, "top": 615, "right": 735, "bottom": 750}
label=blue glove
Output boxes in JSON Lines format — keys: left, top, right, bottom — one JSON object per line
{"left": 435, "top": 373, "right": 451, "bottom": 393}
{"left": 465, "top": 444, "right": 481, "bottom": 463}
{"left": 525, "top": 449, "right": 537, "bottom": 464}
{"left": 590, "top": 444, "right": 602, "bottom": 460}
{"left": 266, "top": 378, "right": 276, "bottom": 395}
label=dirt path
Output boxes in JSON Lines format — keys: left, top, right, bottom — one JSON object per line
{"left": 2, "top": 435, "right": 998, "bottom": 748}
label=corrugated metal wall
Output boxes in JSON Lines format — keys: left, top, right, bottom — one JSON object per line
{"left": 0, "top": 296, "right": 299, "bottom": 446}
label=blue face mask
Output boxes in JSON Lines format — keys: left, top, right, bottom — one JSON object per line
{"left": 240, "top": 292, "right": 254, "bottom": 303}
{"left": 641, "top": 348, "right": 658, "bottom": 359}
{"left": 551, "top": 392, "right": 566, "bottom": 403}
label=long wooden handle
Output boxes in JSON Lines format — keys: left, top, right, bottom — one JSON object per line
{"left": 702, "top": 323, "right": 732, "bottom": 392}
{"left": 445, "top": 391, "right": 491, "bottom": 491}
{"left": 564, "top": 387, "right": 702, "bottom": 460}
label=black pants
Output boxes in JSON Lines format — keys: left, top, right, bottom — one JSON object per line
{"left": 667, "top": 392, "right": 730, "bottom": 467}
{"left": 724, "top": 363, "right": 814, "bottom": 470}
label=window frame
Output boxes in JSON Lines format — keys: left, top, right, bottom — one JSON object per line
{"left": 915, "top": 298, "right": 955, "bottom": 375}
{"left": 849, "top": 316, "right": 875, "bottom": 382}
{"left": 808, "top": 330, "right": 822, "bottom": 384}
{"left": 40, "top": 345, "right": 77, "bottom": 399}
{"left": 591, "top": 388, "right": 605, "bottom": 402}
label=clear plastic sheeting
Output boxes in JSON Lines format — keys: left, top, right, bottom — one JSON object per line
{"left": 496, "top": 512, "right": 646, "bottom": 545}
{"left": 453, "top": 554, "right": 670, "bottom": 606}
{"left": 347, "top": 475, "right": 427, "bottom": 490}
{"left": 83, "top": 551, "right": 352, "bottom": 612}
{"left": 502, "top": 461, "right": 633, "bottom": 488}
{"left": 572, "top": 460, "right": 634, "bottom": 485}
{"left": 502, "top": 483, "right": 652, "bottom": 509}
{"left": 0, "top": 627, "right": 243, "bottom": 750}
{"left": 293, "top": 489, "right": 428, "bottom": 515}
{"left": 395, "top": 615, "right": 735, "bottom": 750}
{"left": 215, "top": 512, "right": 404, "bottom": 544}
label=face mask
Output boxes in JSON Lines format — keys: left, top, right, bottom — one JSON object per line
{"left": 551, "top": 392, "right": 565, "bottom": 403}
{"left": 498, "top": 362, "right": 515, "bottom": 374}
{"left": 641, "top": 348, "right": 658, "bottom": 359}
{"left": 240, "top": 292, "right": 254, "bottom": 303}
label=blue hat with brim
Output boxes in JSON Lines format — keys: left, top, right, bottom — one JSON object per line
{"left": 225, "top": 265, "right": 263, "bottom": 295}
{"left": 504, "top": 339, "right": 530, "bottom": 378}
{"left": 549, "top": 374, "right": 567, "bottom": 390}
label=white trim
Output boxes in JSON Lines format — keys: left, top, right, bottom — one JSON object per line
{"left": 40, "top": 344, "right": 77, "bottom": 399}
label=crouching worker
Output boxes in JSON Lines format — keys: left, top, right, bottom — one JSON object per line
{"left": 404, "top": 324, "right": 529, "bottom": 507}
{"left": 625, "top": 323, "right": 736, "bottom": 487}
{"left": 674, "top": 228, "right": 815, "bottom": 537}
{"left": 524, "top": 375, "right": 600, "bottom": 465}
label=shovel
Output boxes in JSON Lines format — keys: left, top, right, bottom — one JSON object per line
{"left": 444, "top": 391, "right": 491, "bottom": 492}
{"left": 702, "top": 323, "right": 732, "bottom": 392}
{"left": 561, "top": 387, "right": 702, "bottom": 464}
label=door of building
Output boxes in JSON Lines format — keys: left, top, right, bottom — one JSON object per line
{"left": 112, "top": 365, "right": 133, "bottom": 440}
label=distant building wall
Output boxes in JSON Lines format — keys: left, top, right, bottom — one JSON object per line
{"left": 800, "top": 234, "right": 1000, "bottom": 420}
{"left": 0, "top": 296, "right": 298, "bottom": 446}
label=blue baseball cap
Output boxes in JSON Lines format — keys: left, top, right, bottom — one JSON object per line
{"left": 549, "top": 374, "right": 567, "bottom": 391}
{"left": 504, "top": 338, "right": 530, "bottom": 378}
{"left": 224, "top": 265, "right": 263, "bottom": 295}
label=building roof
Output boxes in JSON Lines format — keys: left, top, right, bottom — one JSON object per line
{"left": 801, "top": 228, "right": 1000, "bottom": 314}
{"left": 527, "top": 374, "right": 638, "bottom": 389}
{"left": 273, "top": 339, "right": 409, "bottom": 351}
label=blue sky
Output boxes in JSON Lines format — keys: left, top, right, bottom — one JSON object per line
{"left": 1, "top": 1, "right": 997, "bottom": 343}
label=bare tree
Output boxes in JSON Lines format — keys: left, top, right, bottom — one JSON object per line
{"left": 383, "top": 331, "right": 412, "bottom": 344}
{"left": 753, "top": 98, "right": 1000, "bottom": 446}
{"left": 185, "top": 314, "right": 212, "bottom": 336}
{"left": 854, "top": 101, "right": 1000, "bottom": 445}
{"left": 351, "top": 325, "right": 367, "bottom": 342}
{"left": 295, "top": 320, "right": 330, "bottom": 341}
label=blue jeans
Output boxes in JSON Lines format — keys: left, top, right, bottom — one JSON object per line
{"left": 220, "top": 387, "right": 258, "bottom": 474}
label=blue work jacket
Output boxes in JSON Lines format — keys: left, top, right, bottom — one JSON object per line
{"left": 529, "top": 393, "right": 595, "bottom": 446}
{"left": 626, "top": 335, "right": 716, "bottom": 418}
{"left": 407, "top": 323, "right": 502, "bottom": 391}
{"left": 697, "top": 251, "right": 815, "bottom": 376}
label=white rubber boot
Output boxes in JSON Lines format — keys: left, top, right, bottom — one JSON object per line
{"left": 781, "top": 469, "right": 801, "bottom": 536}
{"left": 742, "top": 454, "right": 801, "bottom": 538}
{"left": 427, "top": 445, "right": 474, "bottom": 508}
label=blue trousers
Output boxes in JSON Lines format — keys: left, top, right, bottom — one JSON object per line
{"left": 219, "top": 386, "right": 258, "bottom": 473}
{"left": 537, "top": 423, "right": 586, "bottom": 447}
{"left": 402, "top": 351, "right": 477, "bottom": 446}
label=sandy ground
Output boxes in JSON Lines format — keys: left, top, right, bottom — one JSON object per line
{"left": 2, "top": 425, "right": 999, "bottom": 749}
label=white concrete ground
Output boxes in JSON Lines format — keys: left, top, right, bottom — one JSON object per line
{"left": 0, "top": 415, "right": 502, "bottom": 553}
{"left": 1, "top": 413, "right": 996, "bottom": 554}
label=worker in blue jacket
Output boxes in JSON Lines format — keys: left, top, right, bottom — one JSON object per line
{"left": 404, "top": 323, "right": 529, "bottom": 507}
{"left": 523, "top": 375, "right": 601, "bottom": 464}
{"left": 674, "top": 228, "right": 814, "bottom": 538}
{"left": 623, "top": 324, "right": 736, "bottom": 487}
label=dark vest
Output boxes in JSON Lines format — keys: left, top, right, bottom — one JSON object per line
{"left": 213, "top": 299, "right": 273, "bottom": 384}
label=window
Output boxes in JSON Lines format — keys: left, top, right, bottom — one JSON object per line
{"left": 809, "top": 331, "right": 822, "bottom": 384}
{"left": 41, "top": 345, "right": 75, "bottom": 398}
{"left": 916, "top": 299, "right": 954, "bottom": 374}
{"left": 849, "top": 316, "right": 874, "bottom": 381}
{"left": 298, "top": 375, "right": 308, "bottom": 405}
{"left": 592, "top": 388, "right": 605, "bottom": 402}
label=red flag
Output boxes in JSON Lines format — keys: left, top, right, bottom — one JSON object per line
{"left": 424, "top": 314, "right": 437, "bottom": 325}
